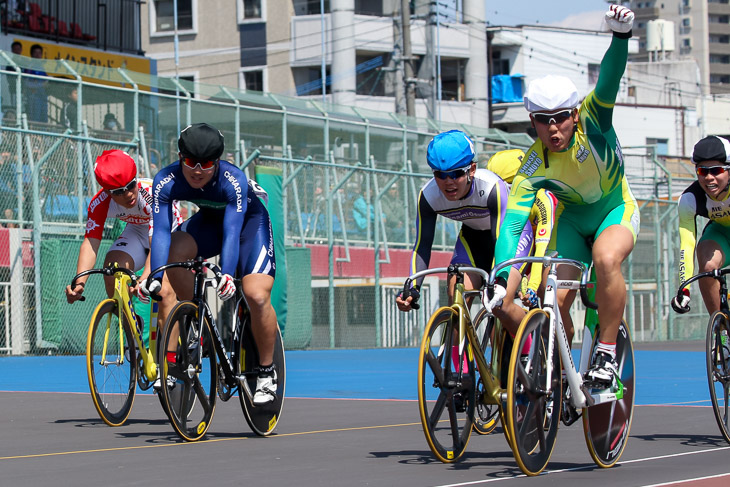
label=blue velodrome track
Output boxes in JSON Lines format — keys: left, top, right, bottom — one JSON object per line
{"left": 0, "top": 347, "right": 710, "bottom": 405}
{"left": 3, "top": 344, "right": 730, "bottom": 487}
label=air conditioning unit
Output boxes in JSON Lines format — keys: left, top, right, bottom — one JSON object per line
{"left": 334, "top": 143, "right": 359, "bottom": 162}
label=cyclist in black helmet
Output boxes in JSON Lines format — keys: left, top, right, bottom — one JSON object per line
{"left": 141, "top": 123, "right": 279, "bottom": 405}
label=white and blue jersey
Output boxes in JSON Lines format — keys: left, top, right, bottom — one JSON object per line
{"left": 150, "top": 160, "right": 275, "bottom": 279}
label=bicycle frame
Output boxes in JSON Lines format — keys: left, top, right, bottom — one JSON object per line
{"left": 405, "top": 265, "right": 506, "bottom": 406}
{"left": 489, "top": 256, "right": 623, "bottom": 409}
{"left": 73, "top": 265, "right": 159, "bottom": 383}
{"left": 150, "top": 258, "right": 252, "bottom": 400}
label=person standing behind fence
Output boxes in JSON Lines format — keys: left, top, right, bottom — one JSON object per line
{"left": 4, "top": 41, "right": 22, "bottom": 111}
{"left": 395, "top": 129, "right": 533, "bottom": 340}
{"left": 23, "top": 44, "right": 48, "bottom": 124}
{"left": 672, "top": 136, "right": 730, "bottom": 320}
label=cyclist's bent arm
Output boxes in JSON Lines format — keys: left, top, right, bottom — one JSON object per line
{"left": 75, "top": 237, "right": 102, "bottom": 284}
{"left": 677, "top": 190, "right": 699, "bottom": 285}
{"left": 409, "top": 191, "right": 438, "bottom": 288}
{"left": 494, "top": 177, "right": 537, "bottom": 283}
{"left": 219, "top": 200, "right": 246, "bottom": 276}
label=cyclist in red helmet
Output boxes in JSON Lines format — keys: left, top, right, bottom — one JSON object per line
{"left": 65, "top": 150, "right": 181, "bottom": 313}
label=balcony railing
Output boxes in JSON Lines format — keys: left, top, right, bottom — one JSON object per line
{"left": 1, "top": 0, "right": 141, "bottom": 54}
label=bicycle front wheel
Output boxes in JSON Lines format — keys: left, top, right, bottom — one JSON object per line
{"left": 472, "top": 307, "right": 500, "bottom": 436}
{"left": 418, "top": 307, "right": 475, "bottom": 463}
{"left": 160, "top": 301, "right": 218, "bottom": 442}
{"left": 505, "top": 309, "right": 561, "bottom": 476}
{"left": 86, "top": 299, "right": 137, "bottom": 427}
{"left": 706, "top": 311, "right": 730, "bottom": 443}
{"left": 583, "top": 319, "right": 635, "bottom": 467}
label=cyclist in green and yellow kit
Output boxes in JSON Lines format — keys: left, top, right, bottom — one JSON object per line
{"left": 487, "top": 5, "right": 639, "bottom": 389}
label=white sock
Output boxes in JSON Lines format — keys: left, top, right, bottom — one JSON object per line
{"left": 595, "top": 340, "right": 616, "bottom": 360}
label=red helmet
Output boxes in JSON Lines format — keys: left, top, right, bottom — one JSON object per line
{"left": 94, "top": 150, "right": 137, "bottom": 190}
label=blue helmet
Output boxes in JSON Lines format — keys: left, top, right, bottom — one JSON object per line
{"left": 426, "top": 130, "right": 476, "bottom": 172}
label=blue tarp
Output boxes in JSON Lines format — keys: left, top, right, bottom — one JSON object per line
{"left": 491, "top": 74, "right": 524, "bottom": 103}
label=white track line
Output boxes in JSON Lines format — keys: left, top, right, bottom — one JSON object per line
{"left": 431, "top": 446, "right": 730, "bottom": 487}
{"left": 638, "top": 472, "right": 730, "bottom": 487}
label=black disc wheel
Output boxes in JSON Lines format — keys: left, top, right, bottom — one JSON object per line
{"left": 160, "top": 301, "right": 217, "bottom": 442}
{"left": 583, "top": 320, "right": 635, "bottom": 467}
{"left": 86, "top": 299, "right": 137, "bottom": 427}
{"left": 237, "top": 303, "right": 286, "bottom": 436}
{"left": 418, "top": 307, "right": 476, "bottom": 463}
{"left": 505, "top": 309, "right": 561, "bottom": 476}
{"left": 706, "top": 311, "right": 730, "bottom": 443}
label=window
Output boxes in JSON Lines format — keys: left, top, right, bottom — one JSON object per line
{"left": 588, "top": 63, "right": 600, "bottom": 85}
{"left": 710, "top": 34, "right": 730, "bottom": 44}
{"left": 710, "top": 54, "right": 730, "bottom": 64}
{"left": 159, "top": 74, "right": 197, "bottom": 98}
{"left": 237, "top": 0, "right": 265, "bottom": 22}
{"left": 240, "top": 69, "right": 264, "bottom": 92}
{"left": 710, "top": 15, "right": 730, "bottom": 24}
{"left": 711, "top": 74, "right": 730, "bottom": 84}
{"left": 646, "top": 138, "right": 669, "bottom": 156}
{"left": 151, "top": 0, "right": 196, "bottom": 35}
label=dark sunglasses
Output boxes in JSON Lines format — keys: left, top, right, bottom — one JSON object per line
{"left": 433, "top": 167, "right": 470, "bottom": 180}
{"left": 532, "top": 109, "right": 574, "bottom": 125}
{"left": 108, "top": 178, "right": 137, "bottom": 196}
{"left": 181, "top": 157, "right": 217, "bottom": 171}
{"left": 696, "top": 165, "right": 730, "bottom": 177}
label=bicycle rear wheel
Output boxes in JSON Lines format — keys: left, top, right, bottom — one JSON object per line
{"left": 160, "top": 301, "right": 217, "bottom": 442}
{"left": 86, "top": 299, "right": 137, "bottom": 427}
{"left": 706, "top": 311, "right": 730, "bottom": 443}
{"left": 418, "top": 307, "right": 475, "bottom": 463}
{"left": 237, "top": 304, "right": 286, "bottom": 436}
{"left": 472, "top": 308, "right": 500, "bottom": 436}
{"left": 583, "top": 319, "right": 635, "bottom": 467}
{"left": 505, "top": 309, "right": 561, "bottom": 476}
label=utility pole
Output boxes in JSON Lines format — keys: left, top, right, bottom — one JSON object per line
{"left": 393, "top": 3, "right": 405, "bottom": 113}
{"left": 401, "top": 0, "right": 415, "bottom": 117}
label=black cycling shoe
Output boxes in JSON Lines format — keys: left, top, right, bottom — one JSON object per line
{"left": 453, "top": 391, "right": 466, "bottom": 413}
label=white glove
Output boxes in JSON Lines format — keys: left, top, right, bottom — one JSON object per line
{"left": 138, "top": 278, "right": 161, "bottom": 303}
{"left": 217, "top": 274, "right": 236, "bottom": 301}
{"left": 671, "top": 289, "right": 691, "bottom": 314}
{"left": 605, "top": 5, "right": 634, "bottom": 34}
{"left": 485, "top": 284, "right": 507, "bottom": 314}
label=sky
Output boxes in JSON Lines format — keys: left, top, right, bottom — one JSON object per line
{"left": 485, "top": 0, "right": 612, "bottom": 28}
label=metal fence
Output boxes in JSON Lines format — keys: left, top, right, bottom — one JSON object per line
{"left": 0, "top": 49, "right": 704, "bottom": 355}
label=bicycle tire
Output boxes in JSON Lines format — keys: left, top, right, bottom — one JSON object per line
{"left": 472, "top": 307, "right": 500, "bottom": 436}
{"left": 86, "top": 299, "right": 137, "bottom": 427}
{"left": 505, "top": 309, "right": 561, "bottom": 476}
{"left": 160, "top": 301, "right": 217, "bottom": 442}
{"left": 706, "top": 311, "right": 730, "bottom": 443}
{"left": 583, "top": 319, "right": 635, "bottom": 467}
{"left": 236, "top": 306, "right": 286, "bottom": 436}
{"left": 418, "top": 307, "right": 475, "bottom": 463}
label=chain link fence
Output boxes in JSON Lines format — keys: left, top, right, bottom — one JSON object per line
{"left": 0, "top": 50, "right": 701, "bottom": 355}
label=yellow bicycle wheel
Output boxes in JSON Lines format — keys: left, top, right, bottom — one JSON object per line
{"left": 505, "top": 309, "right": 561, "bottom": 476}
{"left": 418, "top": 307, "right": 475, "bottom": 463}
{"left": 86, "top": 299, "right": 137, "bottom": 427}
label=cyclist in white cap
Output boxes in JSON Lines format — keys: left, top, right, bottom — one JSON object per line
{"left": 489, "top": 5, "right": 638, "bottom": 389}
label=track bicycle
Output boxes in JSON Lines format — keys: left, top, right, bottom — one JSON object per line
{"left": 490, "top": 256, "right": 635, "bottom": 476}
{"left": 71, "top": 265, "right": 163, "bottom": 427}
{"left": 152, "top": 257, "right": 286, "bottom": 442}
{"left": 674, "top": 269, "right": 730, "bottom": 443}
{"left": 403, "top": 264, "right": 510, "bottom": 463}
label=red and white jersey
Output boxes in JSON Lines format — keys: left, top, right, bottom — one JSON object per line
{"left": 84, "top": 178, "right": 182, "bottom": 240}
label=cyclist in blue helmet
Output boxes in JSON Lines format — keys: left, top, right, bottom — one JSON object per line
{"left": 396, "top": 130, "right": 533, "bottom": 341}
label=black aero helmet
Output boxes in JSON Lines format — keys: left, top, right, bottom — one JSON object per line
{"left": 691, "top": 135, "right": 730, "bottom": 165}
{"left": 178, "top": 123, "right": 225, "bottom": 161}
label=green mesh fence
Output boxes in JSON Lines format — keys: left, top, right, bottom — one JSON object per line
{"left": 0, "top": 48, "right": 697, "bottom": 355}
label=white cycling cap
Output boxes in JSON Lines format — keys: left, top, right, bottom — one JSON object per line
{"left": 524, "top": 75, "right": 580, "bottom": 113}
